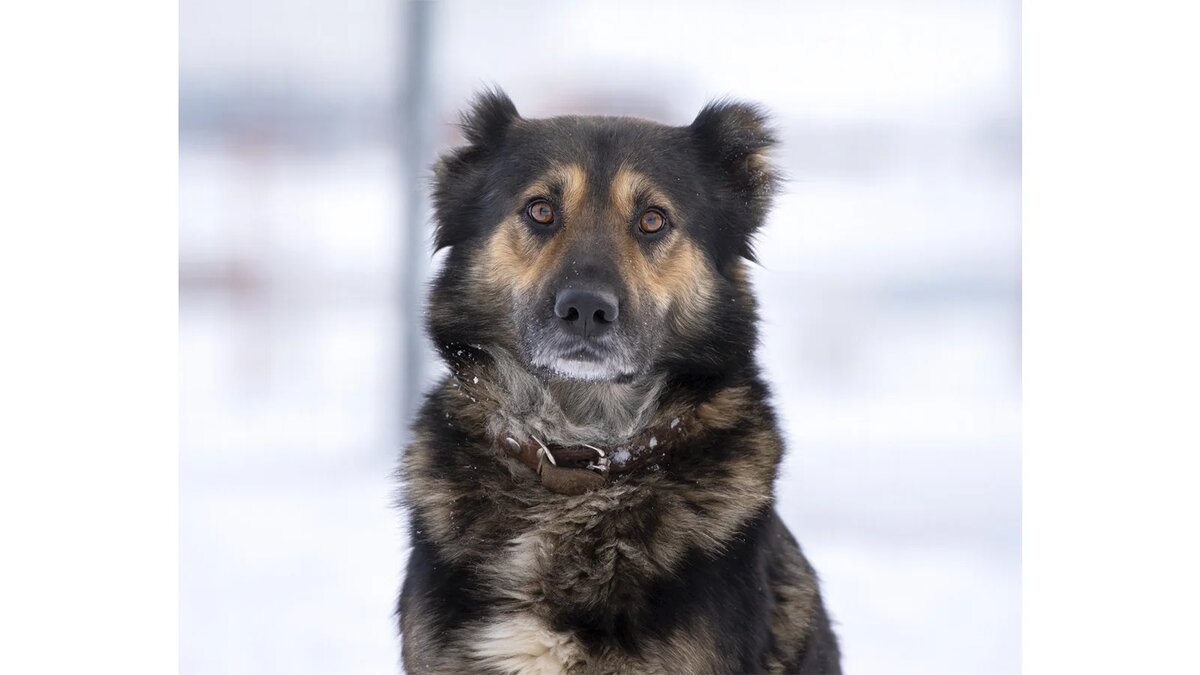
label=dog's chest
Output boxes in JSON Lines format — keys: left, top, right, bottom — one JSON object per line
{"left": 466, "top": 498, "right": 656, "bottom": 673}
{"left": 465, "top": 605, "right": 710, "bottom": 675}
{"left": 469, "top": 611, "right": 585, "bottom": 675}
{"left": 486, "top": 487, "right": 665, "bottom": 605}
{"left": 466, "top": 527, "right": 589, "bottom": 675}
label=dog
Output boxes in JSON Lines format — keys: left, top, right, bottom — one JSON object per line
{"left": 398, "top": 89, "right": 841, "bottom": 674}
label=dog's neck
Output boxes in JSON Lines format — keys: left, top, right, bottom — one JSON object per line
{"left": 473, "top": 348, "right": 665, "bottom": 447}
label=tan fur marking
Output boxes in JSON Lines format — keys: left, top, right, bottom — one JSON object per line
{"left": 696, "top": 385, "right": 753, "bottom": 430}
{"left": 480, "top": 216, "right": 543, "bottom": 293}
{"left": 479, "top": 164, "right": 589, "bottom": 295}
{"left": 531, "top": 163, "right": 588, "bottom": 218}
{"left": 654, "top": 238, "right": 717, "bottom": 330}
{"left": 609, "top": 165, "right": 676, "bottom": 220}
{"left": 649, "top": 619, "right": 723, "bottom": 674}
{"left": 606, "top": 167, "right": 717, "bottom": 325}
{"left": 610, "top": 212, "right": 715, "bottom": 322}
{"left": 477, "top": 163, "right": 716, "bottom": 334}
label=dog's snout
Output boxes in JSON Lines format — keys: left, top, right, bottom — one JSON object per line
{"left": 554, "top": 288, "right": 619, "bottom": 338}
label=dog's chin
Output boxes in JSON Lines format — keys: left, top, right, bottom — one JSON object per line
{"left": 541, "top": 357, "right": 628, "bottom": 382}
{"left": 523, "top": 330, "right": 644, "bottom": 383}
{"left": 529, "top": 349, "right": 634, "bottom": 383}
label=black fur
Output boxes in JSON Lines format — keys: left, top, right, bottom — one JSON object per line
{"left": 398, "top": 89, "right": 840, "bottom": 674}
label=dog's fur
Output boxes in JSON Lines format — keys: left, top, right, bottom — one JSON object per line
{"left": 398, "top": 89, "right": 841, "bottom": 674}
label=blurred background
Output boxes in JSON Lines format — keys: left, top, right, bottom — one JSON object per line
{"left": 180, "top": 1, "right": 1019, "bottom": 673}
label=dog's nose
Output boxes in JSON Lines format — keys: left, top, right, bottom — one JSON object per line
{"left": 554, "top": 288, "right": 619, "bottom": 338}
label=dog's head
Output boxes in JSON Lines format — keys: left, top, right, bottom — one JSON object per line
{"left": 427, "top": 89, "right": 777, "bottom": 383}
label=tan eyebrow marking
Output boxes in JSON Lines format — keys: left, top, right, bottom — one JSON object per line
{"left": 521, "top": 163, "right": 587, "bottom": 218}
{"left": 477, "top": 164, "right": 590, "bottom": 296}
{"left": 476, "top": 162, "right": 717, "bottom": 334}
{"left": 609, "top": 165, "right": 676, "bottom": 222}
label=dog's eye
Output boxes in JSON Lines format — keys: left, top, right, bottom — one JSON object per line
{"left": 639, "top": 209, "right": 667, "bottom": 234}
{"left": 527, "top": 200, "right": 556, "bottom": 225}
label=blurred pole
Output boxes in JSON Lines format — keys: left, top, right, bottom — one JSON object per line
{"left": 398, "top": 0, "right": 434, "bottom": 442}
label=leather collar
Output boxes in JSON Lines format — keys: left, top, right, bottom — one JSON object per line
{"left": 496, "top": 414, "right": 692, "bottom": 496}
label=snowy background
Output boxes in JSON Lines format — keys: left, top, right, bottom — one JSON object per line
{"left": 180, "top": 1, "right": 1020, "bottom": 673}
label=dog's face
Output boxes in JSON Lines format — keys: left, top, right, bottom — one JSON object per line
{"left": 428, "top": 90, "right": 777, "bottom": 383}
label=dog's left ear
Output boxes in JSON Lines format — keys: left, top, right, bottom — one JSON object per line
{"left": 689, "top": 101, "right": 779, "bottom": 260}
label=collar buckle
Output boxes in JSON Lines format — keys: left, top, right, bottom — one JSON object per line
{"left": 579, "top": 443, "right": 610, "bottom": 474}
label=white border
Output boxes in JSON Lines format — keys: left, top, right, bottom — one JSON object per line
{"left": 3, "top": 1, "right": 1200, "bottom": 672}
{"left": 1025, "top": 1, "right": 1200, "bottom": 672}
{"left": 0, "top": 2, "right": 178, "bottom": 673}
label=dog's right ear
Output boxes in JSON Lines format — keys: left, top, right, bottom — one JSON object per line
{"left": 432, "top": 89, "right": 520, "bottom": 251}
{"left": 458, "top": 88, "right": 519, "bottom": 148}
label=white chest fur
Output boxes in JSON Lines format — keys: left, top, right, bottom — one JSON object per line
{"left": 470, "top": 612, "right": 583, "bottom": 675}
